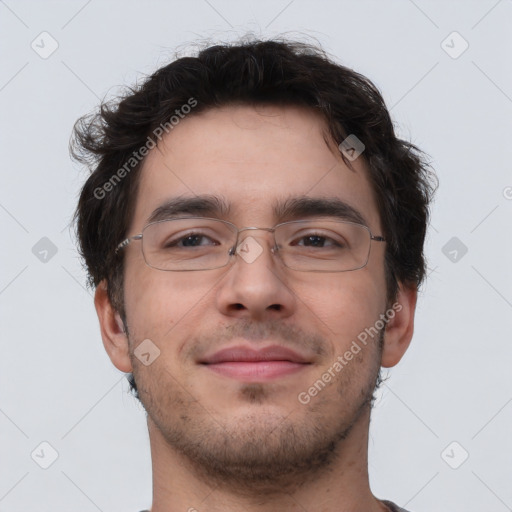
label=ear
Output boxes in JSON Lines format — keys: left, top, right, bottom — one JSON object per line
{"left": 380, "top": 283, "right": 418, "bottom": 368}
{"left": 94, "top": 279, "right": 133, "bottom": 373}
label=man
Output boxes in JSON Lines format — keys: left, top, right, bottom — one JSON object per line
{"left": 72, "top": 38, "right": 436, "bottom": 512}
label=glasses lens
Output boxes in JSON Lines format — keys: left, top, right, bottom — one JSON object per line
{"left": 275, "top": 220, "right": 371, "bottom": 271}
{"left": 141, "top": 218, "right": 237, "bottom": 271}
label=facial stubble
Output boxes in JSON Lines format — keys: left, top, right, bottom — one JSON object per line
{"left": 129, "top": 325, "right": 385, "bottom": 496}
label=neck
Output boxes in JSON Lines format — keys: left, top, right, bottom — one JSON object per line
{"left": 146, "top": 407, "right": 386, "bottom": 512}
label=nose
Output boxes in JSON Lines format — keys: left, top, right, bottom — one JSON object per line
{"left": 215, "top": 232, "right": 296, "bottom": 322}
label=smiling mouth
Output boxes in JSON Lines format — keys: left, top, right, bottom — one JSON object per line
{"left": 199, "top": 344, "right": 314, "bottom": 382}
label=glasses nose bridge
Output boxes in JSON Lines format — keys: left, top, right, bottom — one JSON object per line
{"left": 237, "top": 225, "right": 275, "bottom": 234}
{"left": 234, "top": 226, "right": 278, "bottom": 254}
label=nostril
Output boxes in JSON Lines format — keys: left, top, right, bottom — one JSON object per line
{"left": 268, "top": 304, "right": 281, "bottom": 311}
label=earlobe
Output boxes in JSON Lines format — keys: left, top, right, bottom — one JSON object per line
{"left": 94, "top": 279, "right": 133, "bottom": 373}
{"left": 380, "top": 284, "right": 418, "bottom": 368}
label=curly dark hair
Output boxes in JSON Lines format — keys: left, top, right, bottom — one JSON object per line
{"left": 71, "top": 37, "right": 437, "bottom": 399}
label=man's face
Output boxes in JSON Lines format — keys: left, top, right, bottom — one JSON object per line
{"left": 117, "top": 104, "right": 391, "bottom": 487}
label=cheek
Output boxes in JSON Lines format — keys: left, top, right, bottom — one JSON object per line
{"left": 123, "top": 265, "right": 218, "bottom": 345}
{"left": 291, "top": 270, "right": 385, "bottom": 340}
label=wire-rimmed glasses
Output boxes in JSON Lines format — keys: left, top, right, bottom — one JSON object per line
{"left": 115, "top": 217, "right": 386, "bottom": 272}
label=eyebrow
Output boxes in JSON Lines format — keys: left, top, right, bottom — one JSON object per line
{"left": 273, "top": 196, "right": 367, "bottom": 225}
{"left": 147, "top": 195, "right": 231, "bottom": 224}
{"left": 146, "top": 194, "right": 367, "bottom": 226}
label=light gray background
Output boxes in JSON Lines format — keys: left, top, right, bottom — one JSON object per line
{"left": 1, "top": 1, "right": 511, "bottom": 511}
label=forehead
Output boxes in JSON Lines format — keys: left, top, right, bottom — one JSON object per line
{"left": 130, "top": 104, "right": 381, "bottom": 232}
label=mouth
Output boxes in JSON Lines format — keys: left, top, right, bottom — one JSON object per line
{"left": 199, "top": 345, "right": 312, "bottom": 382}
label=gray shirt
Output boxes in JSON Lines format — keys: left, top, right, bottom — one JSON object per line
{"left": 382, "top": 500, "right": 412, "bottom": 512}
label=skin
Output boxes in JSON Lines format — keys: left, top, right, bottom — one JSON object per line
{"left": 94, "top": 104, "right": 417, "bottom": 512}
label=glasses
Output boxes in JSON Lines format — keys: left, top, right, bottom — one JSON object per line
{"left": 115, "top": 217, "right": 386, "bottom": 272}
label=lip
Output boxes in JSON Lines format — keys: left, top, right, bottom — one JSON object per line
{"left": 200, "top": 345, "right": 312, "bottom": 382}
{"left": 200, "top": 345, "right": 312, "bottom": 364}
